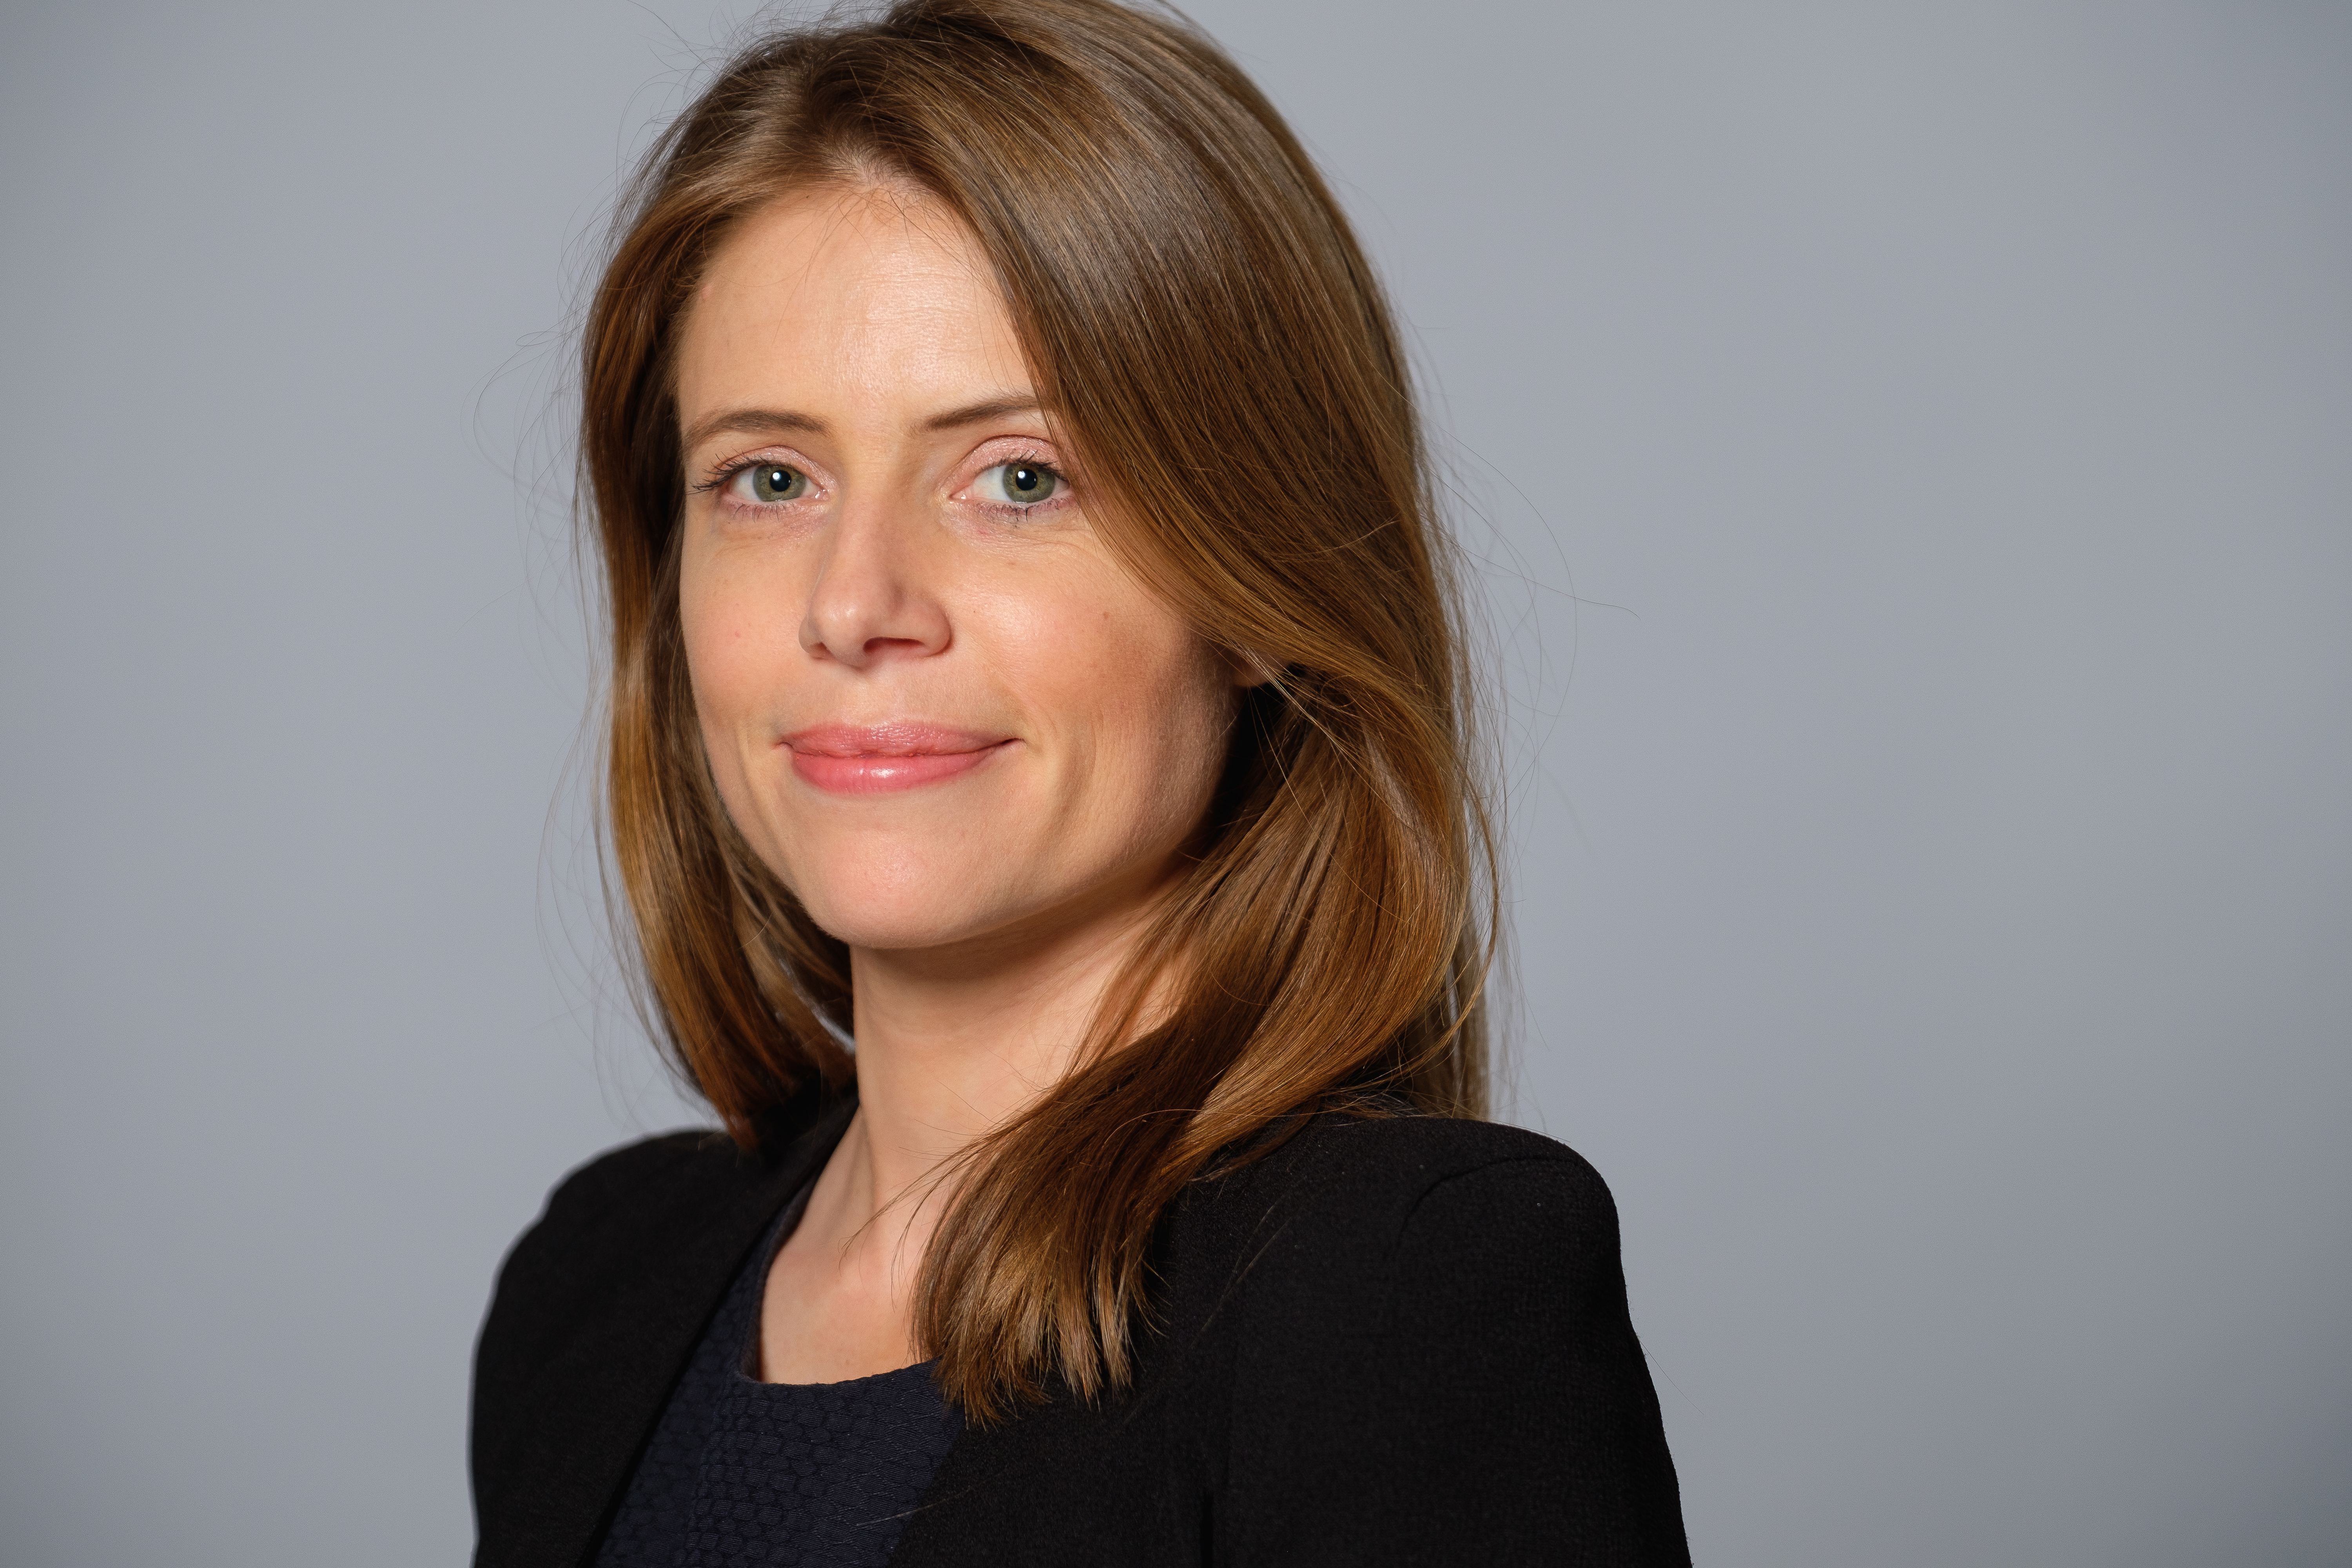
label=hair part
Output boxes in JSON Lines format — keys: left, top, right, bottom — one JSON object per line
{"left": 583, "top": 0, "right": 1496, "bottom": 1422}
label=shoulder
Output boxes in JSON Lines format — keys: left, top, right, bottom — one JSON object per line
{"left": 479, "top": 1088, "right": 849, "bottom": 1343}
{"left": 1168, "top": 1113, "right": 1626, "bottom": 1342}
{"left": 477, "top": 1129, "right": 757, "bottom": 1373}
{"left": 1185, "top": 1116, "right": 1687, "bottom": 1563}
{"left": 501, "top": 1129, "right": 753, "bottom": 1289}
{"left": 1288, "top": 1112, "right": 1611, "bottom": 1203}
{"left": 471, "top": 1101, "right": 851, "bottom": 1528}
{"left": 495, "top": 1092, "right": 845, "bottom": 1307}
{"left": 526, "top": 1128, "right": 754, "bottom": 1255}
{"left": 1242, "top": 1114, "right": 1616, "bottom": 1262}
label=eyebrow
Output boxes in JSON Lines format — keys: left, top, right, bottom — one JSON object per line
{"left": 679, "top": 395, "right": 1044, "bottom": 453}
{"left": 681, "top": 407, "right": 826, "bottom": 450}
{"left": 922, "top": 394, "right": 1042, "bottom": 432}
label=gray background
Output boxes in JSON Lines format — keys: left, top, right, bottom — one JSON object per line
{"left": 3, "top": 2, "right": 2346, "bottom": 1563}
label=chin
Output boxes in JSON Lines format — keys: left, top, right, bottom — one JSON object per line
{"left": 782, "top": 847, "right": 1031, "bottom": 953}
{"left": 803, "top": 902, "right": 1044, "bottom": 955}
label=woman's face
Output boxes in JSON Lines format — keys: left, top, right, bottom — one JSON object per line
{"left": 674, "top": 186, "right": 1240, "bottom": 956}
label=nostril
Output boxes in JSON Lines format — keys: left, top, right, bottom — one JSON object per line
{"left": 851, "top": 634, "right": 938, "bottom": 665}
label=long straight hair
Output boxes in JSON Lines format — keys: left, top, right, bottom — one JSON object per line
{"left": 583, "top": 0, "right": 1495, "bottom": 1421}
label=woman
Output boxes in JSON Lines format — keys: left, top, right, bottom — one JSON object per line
{"left": 471, "top": 2, "right": 1688, "bottom": 1563}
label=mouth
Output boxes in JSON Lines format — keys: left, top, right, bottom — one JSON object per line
{"left": 780, "top": 723, "right": 1016, "bottom": 795}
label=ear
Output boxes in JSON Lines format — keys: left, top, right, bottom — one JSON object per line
{"left": 1227, "top": 648, "right": 1282, "bottom": 688}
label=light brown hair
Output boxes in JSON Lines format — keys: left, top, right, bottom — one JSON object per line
{"left": 583, "top": 0, "right": 1495, "bottom": 1420}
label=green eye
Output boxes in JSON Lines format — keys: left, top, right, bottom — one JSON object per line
{"left": 978, "top": 461, "right": 1060, "bottom": 506}
{"left": 735, "top": 463, "right": 808, "bottom": 504}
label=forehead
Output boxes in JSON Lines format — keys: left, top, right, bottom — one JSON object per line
{"left": 676, "top": 185, "right": 1028, "bottom": 421}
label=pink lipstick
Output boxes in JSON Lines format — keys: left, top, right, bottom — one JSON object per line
{"left": 782, "top": 723, "right": 1013, "bottom": 795}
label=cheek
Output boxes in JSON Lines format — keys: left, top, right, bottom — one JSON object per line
{"left": 683, "top": 552, "right": 778, "bottom": 701}
{"left": 1054, "top": 599, "right": 1232, "bottom": 817}
{"left": 679, "top": 553, "right": 800, "bottom": 789}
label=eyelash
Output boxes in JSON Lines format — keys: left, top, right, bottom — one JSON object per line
{"left": 690, "top": 457, "right": 783, "bottom": 496}
{"left": 687, "top": 452, "right": 1069, "bottom": 504}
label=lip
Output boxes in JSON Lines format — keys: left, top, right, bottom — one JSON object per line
{"left": 781, "top": 723, "right": 1015, "bottom": 795}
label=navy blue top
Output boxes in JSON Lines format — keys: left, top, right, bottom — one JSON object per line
{"left": 594, "top": 1187, "right": 962, "bottom": 1568}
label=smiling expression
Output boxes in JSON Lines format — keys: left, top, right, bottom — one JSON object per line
{"left": 673, "top": 185, "right": 1245, "bottom": 955}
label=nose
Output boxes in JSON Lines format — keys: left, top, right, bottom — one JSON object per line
{"left": 797, "top": 495, "right": 951, "bottom": 669}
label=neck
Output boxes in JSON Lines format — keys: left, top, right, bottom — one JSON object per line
{"left": 759, "top": 867, "right": 1184, "bottom": 1382}
{"left": 830, "top": 878, "right": 1170, "bottom": 1235}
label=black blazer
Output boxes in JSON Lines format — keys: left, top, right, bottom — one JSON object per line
{"left": 472, "top": 1089, "right": 1690, "bottom": 1566}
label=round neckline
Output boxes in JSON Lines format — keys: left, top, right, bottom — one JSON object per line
{"left": 731, "top": 1178, "right": 942, "bottom": 1392}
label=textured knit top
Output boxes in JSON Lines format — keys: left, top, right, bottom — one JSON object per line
{"left": 593, "top": 1187, "right": 962, "bottom": 1568}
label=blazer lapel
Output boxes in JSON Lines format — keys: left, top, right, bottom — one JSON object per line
{"left": 479, "top": 1092, "right": 856, "bottom": 1568}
